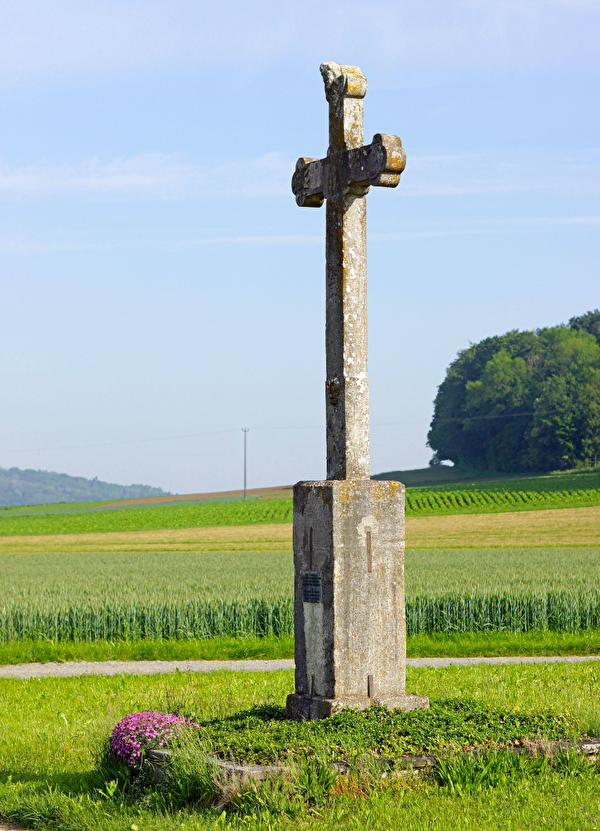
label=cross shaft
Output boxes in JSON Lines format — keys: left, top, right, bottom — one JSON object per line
{"left": 292, "top": 62, "right": 406, "bottom": 480}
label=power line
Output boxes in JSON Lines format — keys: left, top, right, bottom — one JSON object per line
{"left": 0, "top": 410, "right": 562, "bottom": 456}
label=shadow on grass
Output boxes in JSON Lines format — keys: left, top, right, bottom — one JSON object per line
{"left": 0, "top": 767, "right": 116, "bottom": 796}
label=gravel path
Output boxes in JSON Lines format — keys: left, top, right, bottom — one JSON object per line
{"left": 1, "top": 654, "right": 600, "bottom": 679}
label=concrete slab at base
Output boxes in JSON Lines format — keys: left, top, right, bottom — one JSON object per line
{"left": 286, "top": 692, "right": 429, "bottom": 721}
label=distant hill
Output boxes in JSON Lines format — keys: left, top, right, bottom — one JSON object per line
{"left": 0, "top": 467, "right": 169, "bottom": 507}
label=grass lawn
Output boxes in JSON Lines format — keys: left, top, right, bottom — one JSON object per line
{"left": 1, "top": 663, "right": 600, "bottom": 829}
{"left": 3, "top": 630, "right": 600, "bottom": 665}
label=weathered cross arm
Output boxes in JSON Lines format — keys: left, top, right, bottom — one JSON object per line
{"left": 292, "top": 133, "right": 406, "bottom": 208}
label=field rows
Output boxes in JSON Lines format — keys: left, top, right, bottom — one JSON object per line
{"left": 2, "top": 547, "right": 600, "bottom": 643}
{"left": 1, "top": 486, "right": 600, "bottom": 538}
{"left": 406, "top": 486, "right": 600, "bottom": 514}
{"left": 4, "top": 548, "right": 600, "bottom": 609}
{"left": 2, "top": 542, "right": 600, "bottom": 645}
{"left": 4, "top": 590, "right": 600, "bottom": 641}
{"left": 0, "top": 498, "right": 293, "bottom": 536}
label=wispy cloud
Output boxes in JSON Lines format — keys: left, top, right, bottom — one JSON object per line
{"left": 2, "top": 216, "right": 598, "bottom": 255}
{"left": 0, "top": 147, "right": 597, "bottom": 200}
{"left": 403, "top": 148, "right": 600, "bottom": 197}
{"left": 0, "top": 152, "right": 292, "bottom": 199}
{"left": 0, "top": 0, "right": 597, "bottom": 87}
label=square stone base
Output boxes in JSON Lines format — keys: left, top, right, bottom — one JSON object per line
{"left": 286, "top": 692, "right": 429, "bottom": 721}
{"left": 292, "top": 479, "right": 410, "bottom": 705}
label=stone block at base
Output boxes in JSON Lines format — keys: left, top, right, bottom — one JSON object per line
{"left": 286, "top": 692, "right": 429, "bottom": 720}
{"left": 290, "top": 479, "right": 426, "bottom": 719}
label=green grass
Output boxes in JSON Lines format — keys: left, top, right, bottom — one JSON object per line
{"left": 3, "top": 628, "right": 600, "bottom": 664}
{"left": 0, "top": 635, "right": 295, "bottom": 665}
{"left": 407, "top": 629, "right": 600, "bottom": 658}
{"left": 1, "top": 663, "right": 600, "bottom": 829}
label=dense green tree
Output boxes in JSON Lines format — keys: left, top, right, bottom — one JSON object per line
{"left": 569, "top": 308, "right": 600, "bottom": 346}
{"left": 427, "top": 314, "right": 600, "bottom": 473}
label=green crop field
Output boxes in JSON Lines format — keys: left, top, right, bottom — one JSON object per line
{"left": 0, "top": 469, "right": 598, "bottom": 648}
{"left": 2, "top": 547, "right": 600, "bottom": 642}
{"left": 0, "top": 498, "right": 294, "bottom": 536}
{"left": 405, "top": 486, "right": 600, "bottom": 515}
{"left": 376, "top": 467, "right": 600, "bottom": 492}
{"left": 1, "top": 474, "right": 600, "bottom": 538}
{"left": 405, "top": 468, "right": 600, "bottom": 515}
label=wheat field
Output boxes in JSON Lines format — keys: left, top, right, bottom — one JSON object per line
{"left": 0, "top": 503, "right": 598, "bottom": 552}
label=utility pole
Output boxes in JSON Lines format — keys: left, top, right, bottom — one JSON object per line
{"left": 242, "top": 428, "right": 249, "bottom": 499}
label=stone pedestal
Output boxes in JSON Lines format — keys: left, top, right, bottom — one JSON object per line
{"left": 286, "top": 479, "right": 429, "bottom": 719}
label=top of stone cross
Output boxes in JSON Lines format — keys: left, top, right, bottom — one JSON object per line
{"left": 320, "top": 63, "right": 367, "bottom": 104}
{"left": 292, "top": 63, "right": 406, "bottom": 480}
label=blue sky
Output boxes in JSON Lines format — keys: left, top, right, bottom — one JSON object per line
{"left": 0, "top": 0, "right": 598, "bottom": 494}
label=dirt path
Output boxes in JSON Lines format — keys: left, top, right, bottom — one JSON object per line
{"left": 2, "top": 654, "right": 600, "bottom": 680}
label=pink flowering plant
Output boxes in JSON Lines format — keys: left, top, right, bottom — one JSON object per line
{"left": 110, "top": 710, "right": 200, "bottom": 768}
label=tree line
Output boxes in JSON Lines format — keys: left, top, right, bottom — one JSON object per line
{"left": 427, "top": 310, "right": 600, "bottom": 473}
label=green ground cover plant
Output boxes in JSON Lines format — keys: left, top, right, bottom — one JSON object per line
{"left": 0, "top": 635, "right": 295, "bottom": 664}
{"left": 188, "top": 699, "right": 574, "bottom": 764}
{"left": 404, "top": 486, "right": 600, "bottom": 515}
{"left": 0, "top": 498, "right": 294, "bottom": 536}
{"left": 1, "top": 663, "right": 600, "bottom": 830}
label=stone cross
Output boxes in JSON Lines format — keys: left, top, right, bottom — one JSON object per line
{"left": 286, "top": 63, "right": 428, "bottom": 720}
{"left": 292, "top": 62, "right": 406, "bottom": 480}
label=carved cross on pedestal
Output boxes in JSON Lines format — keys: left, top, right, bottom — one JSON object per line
{"left": 286, "top": 62, "right": 428, "bottom": 720}
{"left": 292, "top": 62, "right": 406, "bottom": 480}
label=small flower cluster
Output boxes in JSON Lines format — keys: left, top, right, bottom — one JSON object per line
{"left": 110, "top": 710, "right": 200, "bottom": 767}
